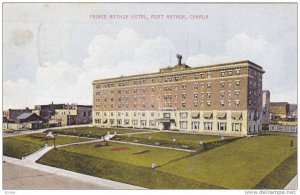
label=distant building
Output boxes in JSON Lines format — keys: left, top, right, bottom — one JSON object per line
{"left": 262, "top": 90, "right": 270, "bottom": 124}
{"left": 3, "top": 112, "right": 43, "bottom": 131}
{"left": 51, "top": 104, "right": 92, "bottom": 126}
{"left": 269, "top": 119, "right": 297, "bottom": 133}
{"left": 288, "top": 104, "right": 297, "bottom": 119}
{"left": 34, "top": 102, "right": 65, "bottom": 122}
{"left": 3, "top": 108, "right": 32, "bottom": 123}
{"left": 270, "top": 102, "right": 289, "bottom": 119}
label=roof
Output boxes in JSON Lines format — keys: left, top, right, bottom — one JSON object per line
{"left": 16, "top": 113, "right": 36, "bottom": 120}
{"left": 93, "top": 60, "right": 265, "bottom": 84}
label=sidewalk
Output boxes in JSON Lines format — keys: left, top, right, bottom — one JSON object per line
{"left": 284, "top": 175, "right": 297, "bottom": 190}
{"left": 23, "top": 146, "right": 54, "bottom": 162}
{"left": 3, "top": 156, "right": 145, "bottom": 189}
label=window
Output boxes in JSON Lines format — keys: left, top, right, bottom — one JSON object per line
{"left": 235, "top": 80, "right": 240, "bottom": 86}
{"left": 218, "top": 122, "right": 227, "bottom": 131}
{"left": 220, "top": 92, "right": 225, "bottom": 98}
{"left": 200, "top": 93, "right": 204, "bottom": 98}
{"left": 200, "top": 83, "right": 204, "bottom": 88}
{"left": 194, "top": 102, "right": 198, "bottom": 107}
{"left": 207, "top": 93, "right": 211, "bottom": 98}
{"left": 182, "top": 75, "right": 186, "bottom": 80}
{"left": 207, "top": 101, "right": 211, "bottom": 107}
{"left": 220, "top": 101, "right": 225, "bottom": 107}
{"left": 180, "top": 121, "right": 188, "bottom": 129}
{"left": 182, "top": 102, "right": 186, "bottom": 107}
{"left": 174, "top": 76, "right": 178, "bottom": 81}
{"left": 235, "top": 100, "right": 240, "bottom": 107}
{"left": 180, "top": 112, "right": 188, "bottom": 119}
{"left": 134, "top": 88, "right": 137, "bottom": 93}
{"left": 182, "top": 84, "right": 186, "bottom": 90}
{"left": 151, "top": 112, "right": 155, "bottom": 117}
{"left": 207, "top": 82, "right": 211, "bottom": 88}
{"left": 228, "top": 91, "right": 232, "bottom": 97}
{"left": 194, "top": 93, "right": 198, "bottom": 99}
{"left": 150, "top": 120, "right": 156, "bottom": 127}
{"left": 192, "top": 122, "right": 200, "bottom": 130}
{"left": 228, "top": 71, "right": 232, "bottom": 76}
{"left": 151, "top": 87, "right": 155, "bottom": 92}
{"left": 236, "top": 69, "right": 240, "bottom": 74}
{"left": 228, "top": 81, "right": 232, "bottom": 87}
{"left": 194, "top": 83, "right": 198, "bottom": 89}
{"left": 232, "top": 123, "right": 242, "bottom": 132}
{"left": 235, "top": 91, "right": 240, "bottom": 97}
{"left": 182, "top": 93, "right": 187, "bottom": 99}
{"left": 228, "top": 100, "right": 232, "bottom": 106}
{"left": 204, "top": 122, "right": 212, "bottom": 130}
{"left": 200, "top": 73, "right": 205, "bottom": 79}
{"left": 220, "top": 81, "right": 225, "bottom": 88}
{"left": 151, "top": 79, "right": 155, "bottom": 83}
{"left": 194, "top": 74, "right": 198, "bottom": 79}
{"left": 220, "top": 71, "right": 225, "bottom": 77}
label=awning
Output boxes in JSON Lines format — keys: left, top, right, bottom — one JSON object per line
{"left": 231, "top": 112, "right": 242, "bottom": 119}
{"left": 191, "top": 112, "right": 200, "bottom": 118}
{"left": 216, "top": 112, "right": 227, "bottom": 118}
{"left": 203, "top": 112, "right": 213, "bottom": 118}
{"left": 103, "top": 119, "right": 108, "bottom": 123}
{"left": 155, "top": 118, "right": 175, "bottom": 123}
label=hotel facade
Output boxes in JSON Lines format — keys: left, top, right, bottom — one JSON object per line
{"left": 92, "top": 57, "right": 264, "bottom": 136}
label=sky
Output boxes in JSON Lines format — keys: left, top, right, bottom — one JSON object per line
{"left": 3, "top": 3, "right": 297, "bottom": 109}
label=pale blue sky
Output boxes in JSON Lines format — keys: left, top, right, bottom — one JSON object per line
{"left": 3, "top": 3, "right": 297, "bottom": 109}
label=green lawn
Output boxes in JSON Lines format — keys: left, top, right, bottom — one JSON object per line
{"left": 58, "top": 142, "right": 189, "bottom": 167}
{"left": 3, "top": 133, "right": 89, "bottom": 159}
{"left": 50, "top": 127, "right": 147, "bottom": 138}
{"left": 38, "top": 145, "right": 221, "bottom": 189}
{"left": 3, "top": 137, "right": 44, "bottom": 159}
{"left": 11, "top": 133, "right": 90, "bottom": 146}
{"left": 113, "top": 132, "right": 235, "bottom": 150}
{"left": 158, "top": 135, "right": 297, "bottom": 189}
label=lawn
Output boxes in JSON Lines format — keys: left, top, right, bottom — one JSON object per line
{"left": 3, "top": 137, "right": 44, "bottom": 159}
{"left": 10, "top": 133, "right": 90, "bottom": 146}
{"left": 49, "top": 127, "right": 147, "bottom": 138}
{"left": 38, "top": 143, "right": 221, "bottom": 189}
{"left": 158, "top": 135, "right": 297, "bottom": 189}
{"left": 112, "top": 132, "right": 236, "bottom": 150}
{"left": 3, "top": 133, "right": 89, "bottom": 159}
{"left": 57, "top": 142, "right": 190, "bottom": 167}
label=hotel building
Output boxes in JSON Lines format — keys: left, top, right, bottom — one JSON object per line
{"left": 92, "top": 56, "right": 264, "bottom": 136}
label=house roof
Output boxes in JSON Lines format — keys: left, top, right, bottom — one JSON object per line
{"left": 16, "top": 112, "right": 36, "bottom": 120}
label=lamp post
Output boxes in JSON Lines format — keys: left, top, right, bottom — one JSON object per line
{"left": 53, "top": 134, "right": 57, "bottom": 149}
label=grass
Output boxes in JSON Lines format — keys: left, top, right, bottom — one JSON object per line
{"left": 112, "top": 132, "right": 235, "bottom": 150}
{"left": 255, "top": 151, "right": 297, "bottom": 189}
{"left": 3, "top": 138, "right": 44, "bottom": 159}
{"left": 3, "top": 133, "right": 90, "bottom": 159}
{"left": 57, "top": 142, "right": 190, "bottom": 167}
{"left": 158, "top": 135, "right": 297, "bottom": 189}
{"left": 37, "top": 148, "right": 222, "bottom": 189}
{"left": 50, "top": 127, "right": 147, "bottom": 138}
{"left": 10, "top": 133, "right": 90, "bottom": 146}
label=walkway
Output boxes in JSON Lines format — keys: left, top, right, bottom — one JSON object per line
{"left": 23, "top": 145, "right": 54, "bottom": 162}
{"left": 284, "top": 175, "right": 297, "bottom": 190}
{"left": 108, "top": 140, "right": 195, "bottom": 153}
{"left": 4, "top": 156, "right": 145, "bottom": 189}
{"left": 3, "top": 162, "right": 107, "bottom": 190}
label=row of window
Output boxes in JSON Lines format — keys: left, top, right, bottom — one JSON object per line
{"left": 95, "top": 69, "right": 243, "bottom": 89}
{"left": 94, "top": 119, "right": 242, "bottom": 132}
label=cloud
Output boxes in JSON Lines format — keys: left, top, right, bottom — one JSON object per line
{"left": 187, "top": 33, "right": 297, "bottom": 103}
{"left": 3, "top": 28, "right": 177, "bottom": 109}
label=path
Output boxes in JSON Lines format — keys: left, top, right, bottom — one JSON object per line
{"left": 108, "top": 140, "right": 195, "bottom": 153}
{"left": 3, "top": 162, "right": 108, "bottom": 190}
{"left": 3, "top": 156, "right": 145, "bottom": 189}
{"left": 284, "top": 175, "right": 297, "bottom": 190}
{"left": 23, "top": 145, "right": 54, "bottom": 162}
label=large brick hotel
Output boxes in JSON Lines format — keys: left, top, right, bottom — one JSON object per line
{"left": 92, "top": 55, "right": 264, "bottom": 136}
